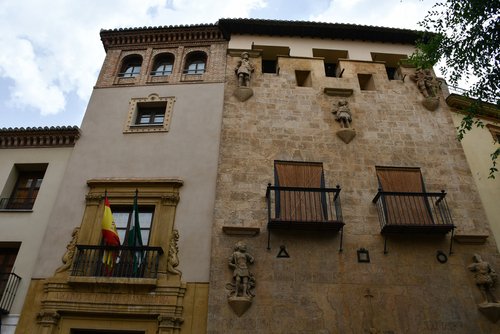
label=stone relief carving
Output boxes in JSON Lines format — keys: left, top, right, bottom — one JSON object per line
{"left": 234, "top": 52, "right": 255, "bottom": 102}
{"left": 410, "top": 68, "right": 440, "bottom": 111}
{"left": 468, "top": 254, "right": 500, "bottom": 322}
{"left": 332, "top": 99, "right": 356, "bottom": 144}
{"left": 226, "top": 241, "right": 255, "bottom": 316}
{"left": 55, "top": 227, "right": 80, "bottom": 274}
{"left": 167, "top": 229, "right": 182, "bottom": 276}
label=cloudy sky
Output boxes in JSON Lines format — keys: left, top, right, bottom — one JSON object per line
{"left": 0, "top": 0, "right": 440, "bottom": 128}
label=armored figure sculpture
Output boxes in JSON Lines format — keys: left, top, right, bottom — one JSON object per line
{"left": 410, "top": 68, "right": 438, "bottom": 98}
{"left": 235, "top": 52, "right": 254, "bottom": 87}
{"left": 469, "top": 254, "right": 498, "bottom": 304}
{"left": 228, "top": 241, "right": 255, "bottom": 297}
{"left": 333, "top": 100, "right": 352, "bottom": 128}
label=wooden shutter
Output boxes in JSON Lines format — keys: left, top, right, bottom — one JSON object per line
{"left": 376, "top": 167, "right": 433, "bottom": 225}
{"left": 274, "top": 161, "right": 325, "bottom": 221}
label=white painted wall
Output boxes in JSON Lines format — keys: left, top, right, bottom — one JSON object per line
{"left": 0, "top": 147, "right": 73, "bottom": 314}
{"left": 229, "top": 35, "right": 416, "bottom": 60}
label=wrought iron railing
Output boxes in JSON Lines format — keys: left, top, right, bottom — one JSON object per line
{"left": 0, "top": 197, "right": 36, "bottom": 210}
{"left": 266, "top": 184, "right": 343, "bottom": 224}
{"left": 71, "top": 245, "right": 163, "bottom": 279}
{"left": 266, "top": 184, "right": 344, "bottom": 250}
{"left": 372, "top": 190, "right": 454, "bottom": 232}
{"left": 0, "top": 272, "right": 21, "bottom": 314}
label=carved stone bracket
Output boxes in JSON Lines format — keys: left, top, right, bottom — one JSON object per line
{"left": 85, "top": 194, "right": 102, "bottom": 205}
{"left": 234, "top": 87, "right": 254, "bottom": 102}
{"left": 167, "top": 229, "right": 182, "bottom": 276}
{"left": 36, "top": 311, "right": 60, "bottom": 326}
{"left": 336, "top": 128, "right": 356, "bottom": 144}
{"left": 478, "top": 303, "right": 500, "bottom": 323}
{"left": 55, "top": 227, "right": 80, "bottom": 274}
{"left": 158, "top": 315, "right": 184, "bottom": 330}
{"left": 161, "top": 194, "right": 180, "bottom": 205}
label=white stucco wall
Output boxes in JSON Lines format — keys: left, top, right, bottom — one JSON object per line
{"left": 33, "top": 83, "right": 224, "bottom": 282}
{"left": 0, "top": 147, "right": 73, "bottom": 314}
{"left": 450, "top": 113, "right": 500, "bottom": 248}
{"left": 228, "top": 35, "right": 416, "bottom": 61}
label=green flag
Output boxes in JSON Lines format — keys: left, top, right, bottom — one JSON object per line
{"left": 128, "top": 189, "right": 143, "bottom": 275}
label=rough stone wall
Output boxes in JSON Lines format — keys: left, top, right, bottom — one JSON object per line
{"left": 207, "top": 53, "right": 500, "bottom": 333}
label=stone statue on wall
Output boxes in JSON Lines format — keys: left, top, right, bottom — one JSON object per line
{"left": 333, "top": 100, "right": 352, "bottom": 129}
{"left": 167, "top": 229, "right": 182, "bottom": 276}
{"left": 469, "top": 254, "right": 498, "bottom": 304}
{"left": 235, "top": 52, "right": 254, "bottom": 87}
{"left": 468, "top": 254, "right": 500, "bottom": 323}
{"left": 410, "top": 68, "right": 440, "bottom": 111}
{"left": 226, "top": 241, "right": 255, "bottom": 316}
{"left": 332, "top": 99, "right": 356, "bottom": 144}
{"left": 55, "top": 227, "right": 80, "bottom": 274}
{"left": 411, "top": 68, "right": 438, "bottom": 98}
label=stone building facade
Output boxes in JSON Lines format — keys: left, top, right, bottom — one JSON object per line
{"left": 207, "top": 19, "right": 500, "bottom": 334}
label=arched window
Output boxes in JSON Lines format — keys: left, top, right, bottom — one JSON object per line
{"left": 184, "top": 51, "right": 207, "bottom": 74}
{"left": 151, "top": 53, "right": 174, "bottom": 76}
{"left": 118, "top": 55, "right": 143, "bottom": 77}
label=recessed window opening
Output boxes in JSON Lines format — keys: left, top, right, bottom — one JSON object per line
{"left": 295, "top": 70, "right": 312, "bottom": 87}
{"left": 184, "top": 51, "right": 207, "bottom": 74}
{"left": 253, "top": 45, "right": 290, "bottom": 74}
{"left": 371, "top": 52, "right": 407, "bottom": 80}
{"left": 119, "top": 55, "right": 143, "bottom": 78}
{"left": 151, "top": 54, "right": 174, "bottom": 76}
{"left": 135, "top": 103, "right": 166, "bottom": 126}
{"left": 358, "top": 74, "right": 376, "bottom": 91}
{"left": 1, "top": 164, "right": 48, "bottom": 210}
{"left": 312, "top": 49, "right": 349, "bottom": 77}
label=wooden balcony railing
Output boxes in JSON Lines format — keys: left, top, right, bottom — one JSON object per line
{"left": 372, "top": 190, "right": 455, "bottom": 253}
{"left": 71, "top": 245, "right": 163, "bottom": 279}
{"left": 0, "top": 272, "right": 21, "bottom": 314}
{"left": 266, "top": 184, "right": 344, "bottom": 250}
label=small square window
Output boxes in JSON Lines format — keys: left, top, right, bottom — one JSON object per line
{"left": 295, "top": 70, "right": 312, "bottom": 87}
{"left": 124, "top": 94, "right": 175, "bottom": 134}
{"left": 358, "top": 74, "right": 376, "bottom": 91}
{"left": 1, "top": 164, "right": 47, "bottom": 210}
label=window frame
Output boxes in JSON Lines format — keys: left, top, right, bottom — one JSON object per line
{"left": 118, "top": 55, "right": 143, "bottom": 78}
{"left": 183, "top": 51, "right": 207, "bottom": 75}
{"left": 1, "top": 164, "right": 48, "bottom": 210}
{"left": 123, "top": 94, "right": 175, "bottom": 134}
{"left": 150, "top": 53, "right": 175, "bottom": 77}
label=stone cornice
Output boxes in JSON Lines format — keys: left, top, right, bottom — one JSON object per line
{"left": 446, "top": 94, "right": 500, "bottom": 122}
{"left": 0, "top": 126, "right": 80, "bottom": 149}
{"left": 100, "top": 24, "right": 225, "bottom": 51}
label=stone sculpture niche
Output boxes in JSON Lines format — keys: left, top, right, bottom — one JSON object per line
{"left": 332, "top": 99, "right": 356, "bottom": 144}
{"left": 468, "top": 254, "right": 500, "bottom": 322}
{"left": 410, "top": 68, "right": 440, "bottom": 111}
{"left": 234, "top": 52, "right": 255, "bottom": 102}
{"left": 226, "top": 241, "right": 255, "bottom": 316}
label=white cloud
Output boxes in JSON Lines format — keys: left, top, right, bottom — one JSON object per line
{"left": 0, "top": 0, "right": 267, "bottom": 119}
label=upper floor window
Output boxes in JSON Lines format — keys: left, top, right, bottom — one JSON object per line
{"left": 123, "top": 94, "right": 175, "bottom": 134}
{"left": 112, "top": 206, "right": 154, "bottom": 245}
{"left": 312, "top": 49, "right": 348, "bottom": 77}
{"left": 184, "top": 51, "right": 207, "bottom": 74}
{"left": 118, "top": 55, "right": 143, "bottom": 78}
{"left": 135, "top": 105, "right": 165, "bottom": 125}
{"left": 151, "top": 53, "right": 174, "bottom": 76}
{"left": 371, "top": 52, "right": 408, "bottom": 80}
{"left": 1, "top": 164, "right": 47, "bottom": 210}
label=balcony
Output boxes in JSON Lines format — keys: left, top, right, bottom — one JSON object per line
{"left": 266, "top": 184, "right": 344, "bottom": 250}
{"left": 71, "top": 245, "right": 163, "bottom": 279}
{"left": 0, "top": 197, "right": 36, "bottom": 210}
{"left": 0, "top": 272, "right": 21, "bottom": 314}
{"left": 372, "top": 190, "right": 455, "bottom": 253}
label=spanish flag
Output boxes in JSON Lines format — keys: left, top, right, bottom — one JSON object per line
{"left": 102, "top": 196, "right": 120, "bottom": 270}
